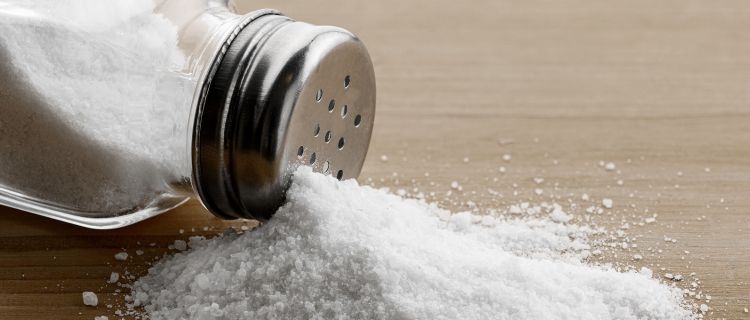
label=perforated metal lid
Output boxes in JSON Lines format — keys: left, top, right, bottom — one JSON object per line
{"left": 193, "top": 12, "right": 376, "bottom": 220}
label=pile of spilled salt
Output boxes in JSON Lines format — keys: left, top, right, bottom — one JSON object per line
{"left": 128, "top": 167, "right": 693, "bottom": 319}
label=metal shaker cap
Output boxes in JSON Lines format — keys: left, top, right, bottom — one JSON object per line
{"left": 193, "top": 11, "right": 376, "bottom": 220}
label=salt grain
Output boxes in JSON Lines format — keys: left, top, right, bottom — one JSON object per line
{"left": 173, "top": 240, "right": 187, "bottom": 251}
{"left": 129, "top": 168, "right": 692, "bottom": 320}
{"left": 113, "top": 252, "right": 128, "bottom": 261}
{"left": 450, "top": 181, "right": 460, "bottom": 189}
{"left": 605, "top": 162, "right": 616, "bottom": 171}
{"left": 82, "top": 291, "right": 98, "bottom": 307}
{"left": 107, "top": 272, "right": 119, "bottom": 284}
{"left": 602, "top": 198, "right": 614, "bottom": 209}
{"left": 548, "top": 205, "right": 571, "bottom": 223}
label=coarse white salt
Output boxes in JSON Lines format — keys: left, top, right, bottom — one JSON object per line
{"left": 605, "top": 162, "right": 616, "bottom": 171}
{"left": 548, "top": 204, "right": 572, "bottom": 223}
{"left": 602, "top": 198, "right": 614, "bottom": 209}
{"left": 107, "top": 272, "right": 119, "bottom": 284}
{"left": 128, "top": 168, "right": 692, "bottom": 320}
{"left": 113, "top": 252, "right": 128, "bottom": 261}
{"left": 173, "top": 240, "right": 187, "bottom": 251}
{"left": 0, "top": 0, "right": 190, "bottom": 215}
{"left": 699, "top": 304, "right": 708, "bottom": 313}
{"left": 94, "top": 316, "right": 108, "bottom": 320}
{"left": 82, "top": 291, "right": 98, "bottom": 307}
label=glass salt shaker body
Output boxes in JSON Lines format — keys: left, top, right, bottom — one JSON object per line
{"left": 0, "top": 0, "right": 376, "bottom": 228}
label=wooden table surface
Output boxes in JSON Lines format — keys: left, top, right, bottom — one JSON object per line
{"left": 2, "top": 0, "right": 749, "bottom": 319}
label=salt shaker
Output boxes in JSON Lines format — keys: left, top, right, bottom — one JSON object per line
{"left": 0, "top": 0, "right": 376, "bottom": 228}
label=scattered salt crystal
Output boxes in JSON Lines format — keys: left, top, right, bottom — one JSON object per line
{"left": 604, "top": 162, "right": 616, "bottom": 171}
{"left": 744, "top": 307, "right": 748, "bottom": 313}
{"left": 664, "top": 273, "right": 674, "bottom": 280}
{"left": 673, "top": 274, "right": 683, "bottom": 281}
{"left": 602, "top": 198, "right": 614, "bottom": 209}
{"left": 704, "top": 168, "right": 711, "bottom": 173}
{"left": 581, "top": 193, "right": 590, "bottom": 201}
{"left": 94, "top": 316, "right": 108, "bottom": 320}
{"left": 135, "top": 250, "right": 144, "bottom": 256}
{"left": 107, "top": 272, "right": 119, "bottom": 284}
{"left": 450, "top": 181, "right": 460, "bottom": 189}
{"left": 114, "top": 252, "right": 128, "bottom": 261}
{"left": 699, "top": 304, "right": 708, "bottom": 313}
{"left": 128, "top": 168, "right": 692, "bottom": 320}
{"left": 534, "top": 188, "right": 544, "bottom": 195}
{"left": 463, "top": 157, "right": 470, "bottom": 163}
{"left": 633, "top": 254, "right": 643, "bottom": 261}
{"left": 502, "top": 154, "right": 512, "bottom": 161}
{"left": 548, "top": 204, "right": 571, "bottom": 223}
{"left": 380, "top": 155, "right": 389, "bottom": 162}
{"left": 533, "top": 177, "right": 544, "bottom": 184}
{"left": 498, "top": 166, "right": 506, "bottom": 173}
{"left": 82, "top": 291, "right": 98, "bottom": 307}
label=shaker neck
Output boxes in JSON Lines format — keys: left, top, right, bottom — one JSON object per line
{"left": 154, "top": 3, "right": 283, "bottom": 195}
{"left": 189, "top": 9, "right": 376, "bottom": 221}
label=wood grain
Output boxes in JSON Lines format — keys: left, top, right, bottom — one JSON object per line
{"left": 1, "top": 0, "right": 749, "bottom": 319}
